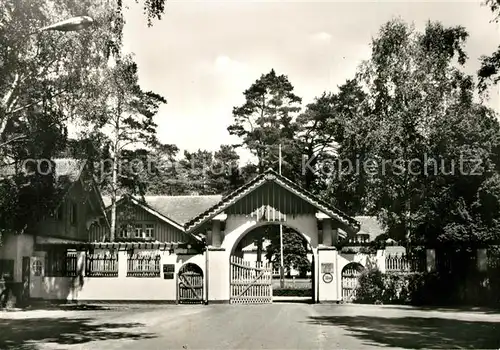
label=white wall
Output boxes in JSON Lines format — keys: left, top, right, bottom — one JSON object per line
{"left": 206, "top": 214, "right": 320, "bottom": 302}
{"left": 30, "top": 250, "right": 206, "bottom": 301}
{"left": 0, "top": 234, "right": 34, "bottom": 282}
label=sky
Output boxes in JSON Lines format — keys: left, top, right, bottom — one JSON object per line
{"left": 120, "top": 0, "right": 500, "bottom": 164}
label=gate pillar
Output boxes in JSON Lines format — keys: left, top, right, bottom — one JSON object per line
{"left": 317, "top": 246, "right": 339, "bottom": 303}
{"left": 206, "top": 247, "right": 230, "bottom": 304}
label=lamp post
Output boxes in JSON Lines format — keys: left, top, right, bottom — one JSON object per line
{"left": 1, "top": 15, "right": 95, "bottom": 148}
{"left": 37, "top": 16, "right": 94, "bottom": 33}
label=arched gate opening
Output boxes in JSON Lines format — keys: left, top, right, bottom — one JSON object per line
{"left": 178, "top": 263, "right": 204, "bottom": 304}
{"left": 229, "top": 222, "right": 315, "bottom": 304}
{"left": 341, "top": 262, "right": 364, "bottom": 303}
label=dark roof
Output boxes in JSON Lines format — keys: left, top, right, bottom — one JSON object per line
{"left": 103, "top": 195, "right": 222, "bottom": 226}
{"left": 0, "top": 158, "right": 84, "bottom": 183}
{"left": 354, "top": 216, "right": 385, "bottom": 241}
{"left": 144, "top": 195, "right": 222, "bottom": 225}
{"left": 1, "top": 158, "right": 86, "bottom": 212}
{"left": 184, "top": 168, "right": 360, "bottom": 233}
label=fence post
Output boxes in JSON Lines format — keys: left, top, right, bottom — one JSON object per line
{"left": 77, "top": 251, "right": 86, "bottom": 276}
{"left": 426, "top": 249, "right": 436, "bottom": 272}
{"left": 477, "top": 248, "right": 488, "bottom": 272}
{"left": 377, "top": 249, "right": 386, "bottom": 273}
{"left": 118, "top": 250, "right": 127, "bottom": 278}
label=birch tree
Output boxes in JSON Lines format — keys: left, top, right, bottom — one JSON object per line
{"left": 100, "top": 56, "right": 166, "bottom": 241}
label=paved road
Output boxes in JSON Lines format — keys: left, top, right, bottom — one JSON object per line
{"left": 1, "top": 302, "right": 499, "bottom": 349}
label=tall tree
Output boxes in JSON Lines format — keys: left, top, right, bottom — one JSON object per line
{"left": 228, "top": 69, "right": 302, "bottom": 180}
{"left": 0, "top": 0, "right": 169, "bottom": 245}
{"left": 97, "top": 55, "right": 166, "bottom": 241}
{"left": 352, "top": 19, "right": 500, "bottom": 245}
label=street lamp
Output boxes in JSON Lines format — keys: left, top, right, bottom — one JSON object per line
{"left": 37, "top": 16, "right": 94, "bottom": 33}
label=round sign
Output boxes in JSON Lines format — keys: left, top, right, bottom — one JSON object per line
{"left": 322, "top": 273, "right": 333, "bottom": 284}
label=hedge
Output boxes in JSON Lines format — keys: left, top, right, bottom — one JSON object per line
{"left": 354, "top": 269, "right": 500, "bottom": 306}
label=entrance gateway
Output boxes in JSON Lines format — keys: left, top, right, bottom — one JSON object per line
{"left": 184, "top": 169, "right": 361, "bottom": 304}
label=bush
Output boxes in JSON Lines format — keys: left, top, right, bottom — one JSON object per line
{"left": 355, "top": 268, "right": 385, "bottom": 304}
{"left": 355, "top": 269, "right": 441, "bottom": 305}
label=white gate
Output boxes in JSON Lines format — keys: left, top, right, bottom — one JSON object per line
{"left": 230, "top": 256, "right": 272, "bottom": 304}
{"left": 341, "top": 262, "right": 364, "bottom": 302}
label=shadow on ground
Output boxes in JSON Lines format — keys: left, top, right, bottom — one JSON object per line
{"left": 19, "top": 304, "right": 113, "bottom": 312}
{"left": 307, "top": 315, "right": 500, "bottom": 349}
{"left": 0, "top": 317, "right": 156, "bottom": 349}
{"left": 379, "top": 304, "right": 500, "bottom": 315}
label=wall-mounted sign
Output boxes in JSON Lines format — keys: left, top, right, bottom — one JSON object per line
{"left": 163, "top": 264, "right": 175, "bottom": 273}
{"left": 321, "top": 263, "right": 334, "bottom": 274}
{"left": 163, "top": 264, "right": 175, "bottom": 279}
{"left": 322, "top": 273, "right": 333, "bottom": 284}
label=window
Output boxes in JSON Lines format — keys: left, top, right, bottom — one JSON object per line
{"left": 134, "top": 224, "right": 143, "bottom": 238}
{"left": 45, "top": 250, "right": 77, "bottom": 277}
{"left": 119, "top": 224, "right": 129, "bottom": 238}
{"left": 69, "top": 202, "right": 77, "bottom": 225}
{"left": 145, "top": 223, "right": 154, "bottom": 238}
{"left": 32, "top": 260, "right": 43, "bottom": 276}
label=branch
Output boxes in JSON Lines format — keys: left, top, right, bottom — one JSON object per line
{"left": 6, "top": 88, "right": 70, "bottom": 115}
{"left": 0, "top": 135, "right": 27, "bottom": 149}
{"left": 1, "top": 73, "right": 20, "bottom": 110}
{"left": 118, "top": 140, "right": 140, "bottom": 151}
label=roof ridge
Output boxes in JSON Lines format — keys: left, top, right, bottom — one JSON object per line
{"left": 184, "top": 168, "right": 360, "bottom": 233}
{"left": 143, "top": 194, "right": 223, "bottom": 198}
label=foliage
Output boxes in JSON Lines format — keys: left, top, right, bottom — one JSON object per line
{"left": 301, "top": 80, "right": 374, "bottom": 213}
{"left": 478, "top": 0, "right": 500, "bottom": 92}
{"left": 355, "top": 268, "right": 385, "bottom": 304}
{"left": 265, "top": 226, "right": 311, "bottom": 277}
{"left": 323, "top": 19, "right": 500, "bottom": 245}
{"left": 354, "top": 266, "right": 500, "bottom": 306}
{"left": 228, "top": 69, "right": 302, "bottom": 181}
{"left": 0, "top": 0, "right": 170, "bottom": 245}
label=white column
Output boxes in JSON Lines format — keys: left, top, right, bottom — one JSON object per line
{"left": 206, "top": 247, "right": 229, "bottom": 303}
{"left": 118, "top": 250, "right": 127, "bottom": 278}
{"left": 317, "top": 247, "right": 338, "bottom": 302}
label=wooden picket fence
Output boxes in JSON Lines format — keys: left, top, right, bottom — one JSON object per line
{"left": 85, "top": 252, "right": 118, "bottom": 277}
{"left": 385, "top": 253, "right": 425, "bottom": 273}
{"left": 127, "top": 253, "right": 160, "bottom": 277}
{"left": 230, "top": 256, "right": 272, "bottom": 304}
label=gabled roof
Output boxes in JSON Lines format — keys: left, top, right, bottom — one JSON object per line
{"left": 121, "top": 196, "right": 185, "bottom": 232}
{"left": 0, "top": 158, "right": 109, "bottom": 227}
{"left": 143, "top": 195, "right": 222, "bottom": 225}
{"left": 184, "top": 168, "right": 361, "bottom": 234}
{"left": 102, "top": 195, "right": 222, "bottom": 226}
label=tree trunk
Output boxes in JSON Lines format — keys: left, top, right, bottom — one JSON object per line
{"left": 110, "top": 149, "right": 118, "bottom": 242}
{"left": 109, "top": 92, "right": 122, "bottom": 242}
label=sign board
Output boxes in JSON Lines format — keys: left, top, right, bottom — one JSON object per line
{"left": 322, "top": 273, "right": 333, "bottom": 284}
{"left": 321, "top": 263, "right": 334, "bottom": 274}
{"left": 163, "top": 264, "right": 175, "bottom": 279}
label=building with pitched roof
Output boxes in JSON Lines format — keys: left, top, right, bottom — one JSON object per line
{"left": 3, "top": 166, "right": 398, "bottom": 305}
{"left": 0, "top": 159, "right": 109, "bottom": 303}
